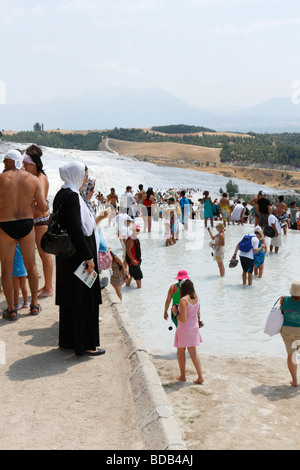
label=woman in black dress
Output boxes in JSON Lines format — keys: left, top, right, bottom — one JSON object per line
{"left": 53, "top": 161, "right": 104, "bottom": 356}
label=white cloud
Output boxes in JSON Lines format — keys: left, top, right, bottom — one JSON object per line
{"left": 0, "top": 3, "right": 25, "bottom": 25}
{"left": 31, "top": 4, "right": 44, "bottom": 16}
{"left": 57, "top": 0, "right": 158, "bottom": 12}
{"left": 208, "top": 18, "right": 300, "bottom": 36}
{"left": 57, "top": 0, "right": 96, "bottom": 11}
{"left": 32, "top": 44, "right": 60, "bottom": 51}
{"left": 91, "top": 62, "right": 140, "bottom": 74}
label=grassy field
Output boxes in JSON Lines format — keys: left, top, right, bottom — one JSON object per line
{"left": 100, "top": 137, "right": 300, "bottom": 191}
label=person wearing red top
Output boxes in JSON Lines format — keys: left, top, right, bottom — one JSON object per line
{"left": 142, "top": 187, "right": 156, "bottom": 232}
{"left": 125, "top": 224, "right": 143, "bottom": 288}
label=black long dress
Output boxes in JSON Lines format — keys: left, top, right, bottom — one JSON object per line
{"left": 53, "top": 188, "right": 102, "bottom": 356}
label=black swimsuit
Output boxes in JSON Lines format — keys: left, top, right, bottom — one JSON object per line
{"left": 0, "top": 219, "right": 34, "bottom": 240}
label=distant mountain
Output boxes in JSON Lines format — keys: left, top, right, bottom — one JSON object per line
{"left": 0, "top": 87, "right": 300, "bottom": 133}
{"left": 0, "top": 87, "right": 213, "bottom": 132}
{"left": 204, "top": 97, "right": 300, "bottom": 132}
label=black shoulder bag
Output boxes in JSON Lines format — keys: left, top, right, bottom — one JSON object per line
{"left": 41, "top": 200, "right": 76, "bottom": 258}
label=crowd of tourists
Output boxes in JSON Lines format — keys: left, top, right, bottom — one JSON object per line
{"left": 1, "top": 146, "right": 300, "bottom": 387}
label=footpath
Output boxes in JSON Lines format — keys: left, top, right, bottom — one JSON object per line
{"left": 0, "top": 257, "right": 185, "bottom": 451}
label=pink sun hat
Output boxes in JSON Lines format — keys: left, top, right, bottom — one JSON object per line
{"left": 175, "top": 270, "right": 190, "bottom": 280}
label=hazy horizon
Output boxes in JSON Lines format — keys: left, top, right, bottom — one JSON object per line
{"left": 0, "top": 84, "right": 293, "bottom": 110}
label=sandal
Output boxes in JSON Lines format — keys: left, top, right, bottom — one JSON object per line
{"left": 29, "top": 304, "right": 42, "bottom": 316}
{"left": 37, "top": 290, "right": 53, "bottom": 299}
{"left": 2, "top": 309, "right": 17, "bottom": 321}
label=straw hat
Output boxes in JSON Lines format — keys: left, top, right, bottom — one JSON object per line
{"left": 254, "top": 225, "right": 264, "bottom": 238}
{"left": 290, "top": 281, "right": 300, "bottom": 297}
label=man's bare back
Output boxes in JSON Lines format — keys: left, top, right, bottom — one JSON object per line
{"left": 0, "top": 169, "right": 48, "bottom": 222}
{"left": 277, "top": 201, "right": 288, "bottom": 217}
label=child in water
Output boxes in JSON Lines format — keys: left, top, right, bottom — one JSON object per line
{"left": 208, "top": 222, "right": 225, "bottom": 277}
{"left": 163, "top": 220, "right": 172, "bottom": 246}
{"left": 253, "top": 226, "right": 267, "bottom": 278}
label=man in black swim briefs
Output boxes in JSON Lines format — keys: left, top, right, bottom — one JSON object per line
{"left": 0, "top": 150, "right": 48, "bottom": 321}
{"left": 0, "top": 219, "right": 34, "bottom": 240}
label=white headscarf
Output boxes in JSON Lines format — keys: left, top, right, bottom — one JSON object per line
{"left": 59, "top": 161, "right": 96, "bottom": 238}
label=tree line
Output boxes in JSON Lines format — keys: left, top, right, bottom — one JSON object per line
{"left": 2, "top": 127, "right": 300, "bottom": 169}
{"left": 151, "top": 124, "right": 215, "bottom": 133}
{"left": 1, "top": 131, "right": 103, "bottom": 150}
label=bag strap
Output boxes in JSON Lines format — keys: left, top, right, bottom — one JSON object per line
{"left": 272, "top": 297, "right": 282, "bottom": 309}
{"left": 52, "top": 192, "right": 76, "bottom": 222}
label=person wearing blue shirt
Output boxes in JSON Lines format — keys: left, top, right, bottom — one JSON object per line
{"left": 179, "top": 191, "right": 190, "bottom": 230}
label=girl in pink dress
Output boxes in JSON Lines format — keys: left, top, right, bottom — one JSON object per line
{"left": 172, "top": 279, "right": 204, "bottom": 384}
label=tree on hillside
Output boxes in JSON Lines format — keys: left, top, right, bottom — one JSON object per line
{"left": 33, "top": 122, "right": 42, "bottom": 131}
{"left": 226, "top": 179, "right": 239, "bottom": 198}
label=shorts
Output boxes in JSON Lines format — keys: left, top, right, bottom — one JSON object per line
{"left": 270, "top": 234, "right": 281, "bottom": 248}
{"left": 240, "top": 256, "right": 254, "bottom": 273}
{"left": 281, "top": 326, "right": 300, "bottom": 355}
{"left": 128, "top": 263, "right": 143, "bottom": 280}
{"left": 141, "top": 205, "right": 151, "bottom": 217}
{"left": 258, "top": 213, "right": 269, "bottom": 227}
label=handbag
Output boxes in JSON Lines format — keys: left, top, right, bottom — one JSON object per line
{"left": 98, "top": 250, "right": 112, "bottom": 270}
{"left": 264, "top": 297, "right": 284, "bottom": 336}
{"left": 41, "top": 207, "right": 76, "bottom": 258}
{"left": 263, "top": 225, "right": 275, "bottom": 238}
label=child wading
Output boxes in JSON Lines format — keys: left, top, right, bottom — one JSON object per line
{"left": 208, "top": 222, "right": 225, "bottom": 277}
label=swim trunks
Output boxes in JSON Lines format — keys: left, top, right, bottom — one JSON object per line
{"left": 128, "top": 263, "right": 143, "bottom": 280}
{"left": 0, "top": 219, "right": 34, "bottom": 240}
{"left": 240, "top": 255, "right": 254, "bottom": 273}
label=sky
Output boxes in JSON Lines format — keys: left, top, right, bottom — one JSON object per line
{"left": 0, "top": 0, "right": 300, "bottom": 109}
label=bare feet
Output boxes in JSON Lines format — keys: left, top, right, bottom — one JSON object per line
{"left": 37, "top": 289, "right": 53, "bottom": 298}
{"left": 290, "top": 380, "right": 298, "bottom": 387}
{"left": 176, "top": 375, "right": 186, "bottom": 382}
{"left": 193, "top": 377, "right": 204, "bottom": 384}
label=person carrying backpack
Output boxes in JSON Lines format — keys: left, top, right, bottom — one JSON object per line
{"left": 231, "top": 231, "right": 263, "bottom": 286}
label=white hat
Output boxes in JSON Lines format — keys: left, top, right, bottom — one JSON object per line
{"left": 5, "top": 149, "right": 23, "bottom": 170}
{"left": 290, "top": 281, "right": 300, "bottom": 297}
{"left": 254, "top": 225, "right": 264, "bottom": 237}
{"left": 261, "top": 191, "right": 267, "bottom": 196}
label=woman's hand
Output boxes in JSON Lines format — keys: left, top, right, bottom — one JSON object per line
{"left": 85, "top": 259, "right": 95, "bottom": 274}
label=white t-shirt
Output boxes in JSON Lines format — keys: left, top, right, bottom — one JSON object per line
{"left": 115, "top": 214, "right": 132, "bottom": 235}
{"left": 120, "top": 192, "right": 135, "bottom": 209}
{"left": 231, "top": 203, "right": 244, "bottom": 221}
{"left": 268, "top": 214, "right": 281, "bottom": 235}
{"left": 119, "top": 225, "right": 132, "bottom": 240}
{"left": 239, "top": 234, "right": 259, "bottom": 259}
